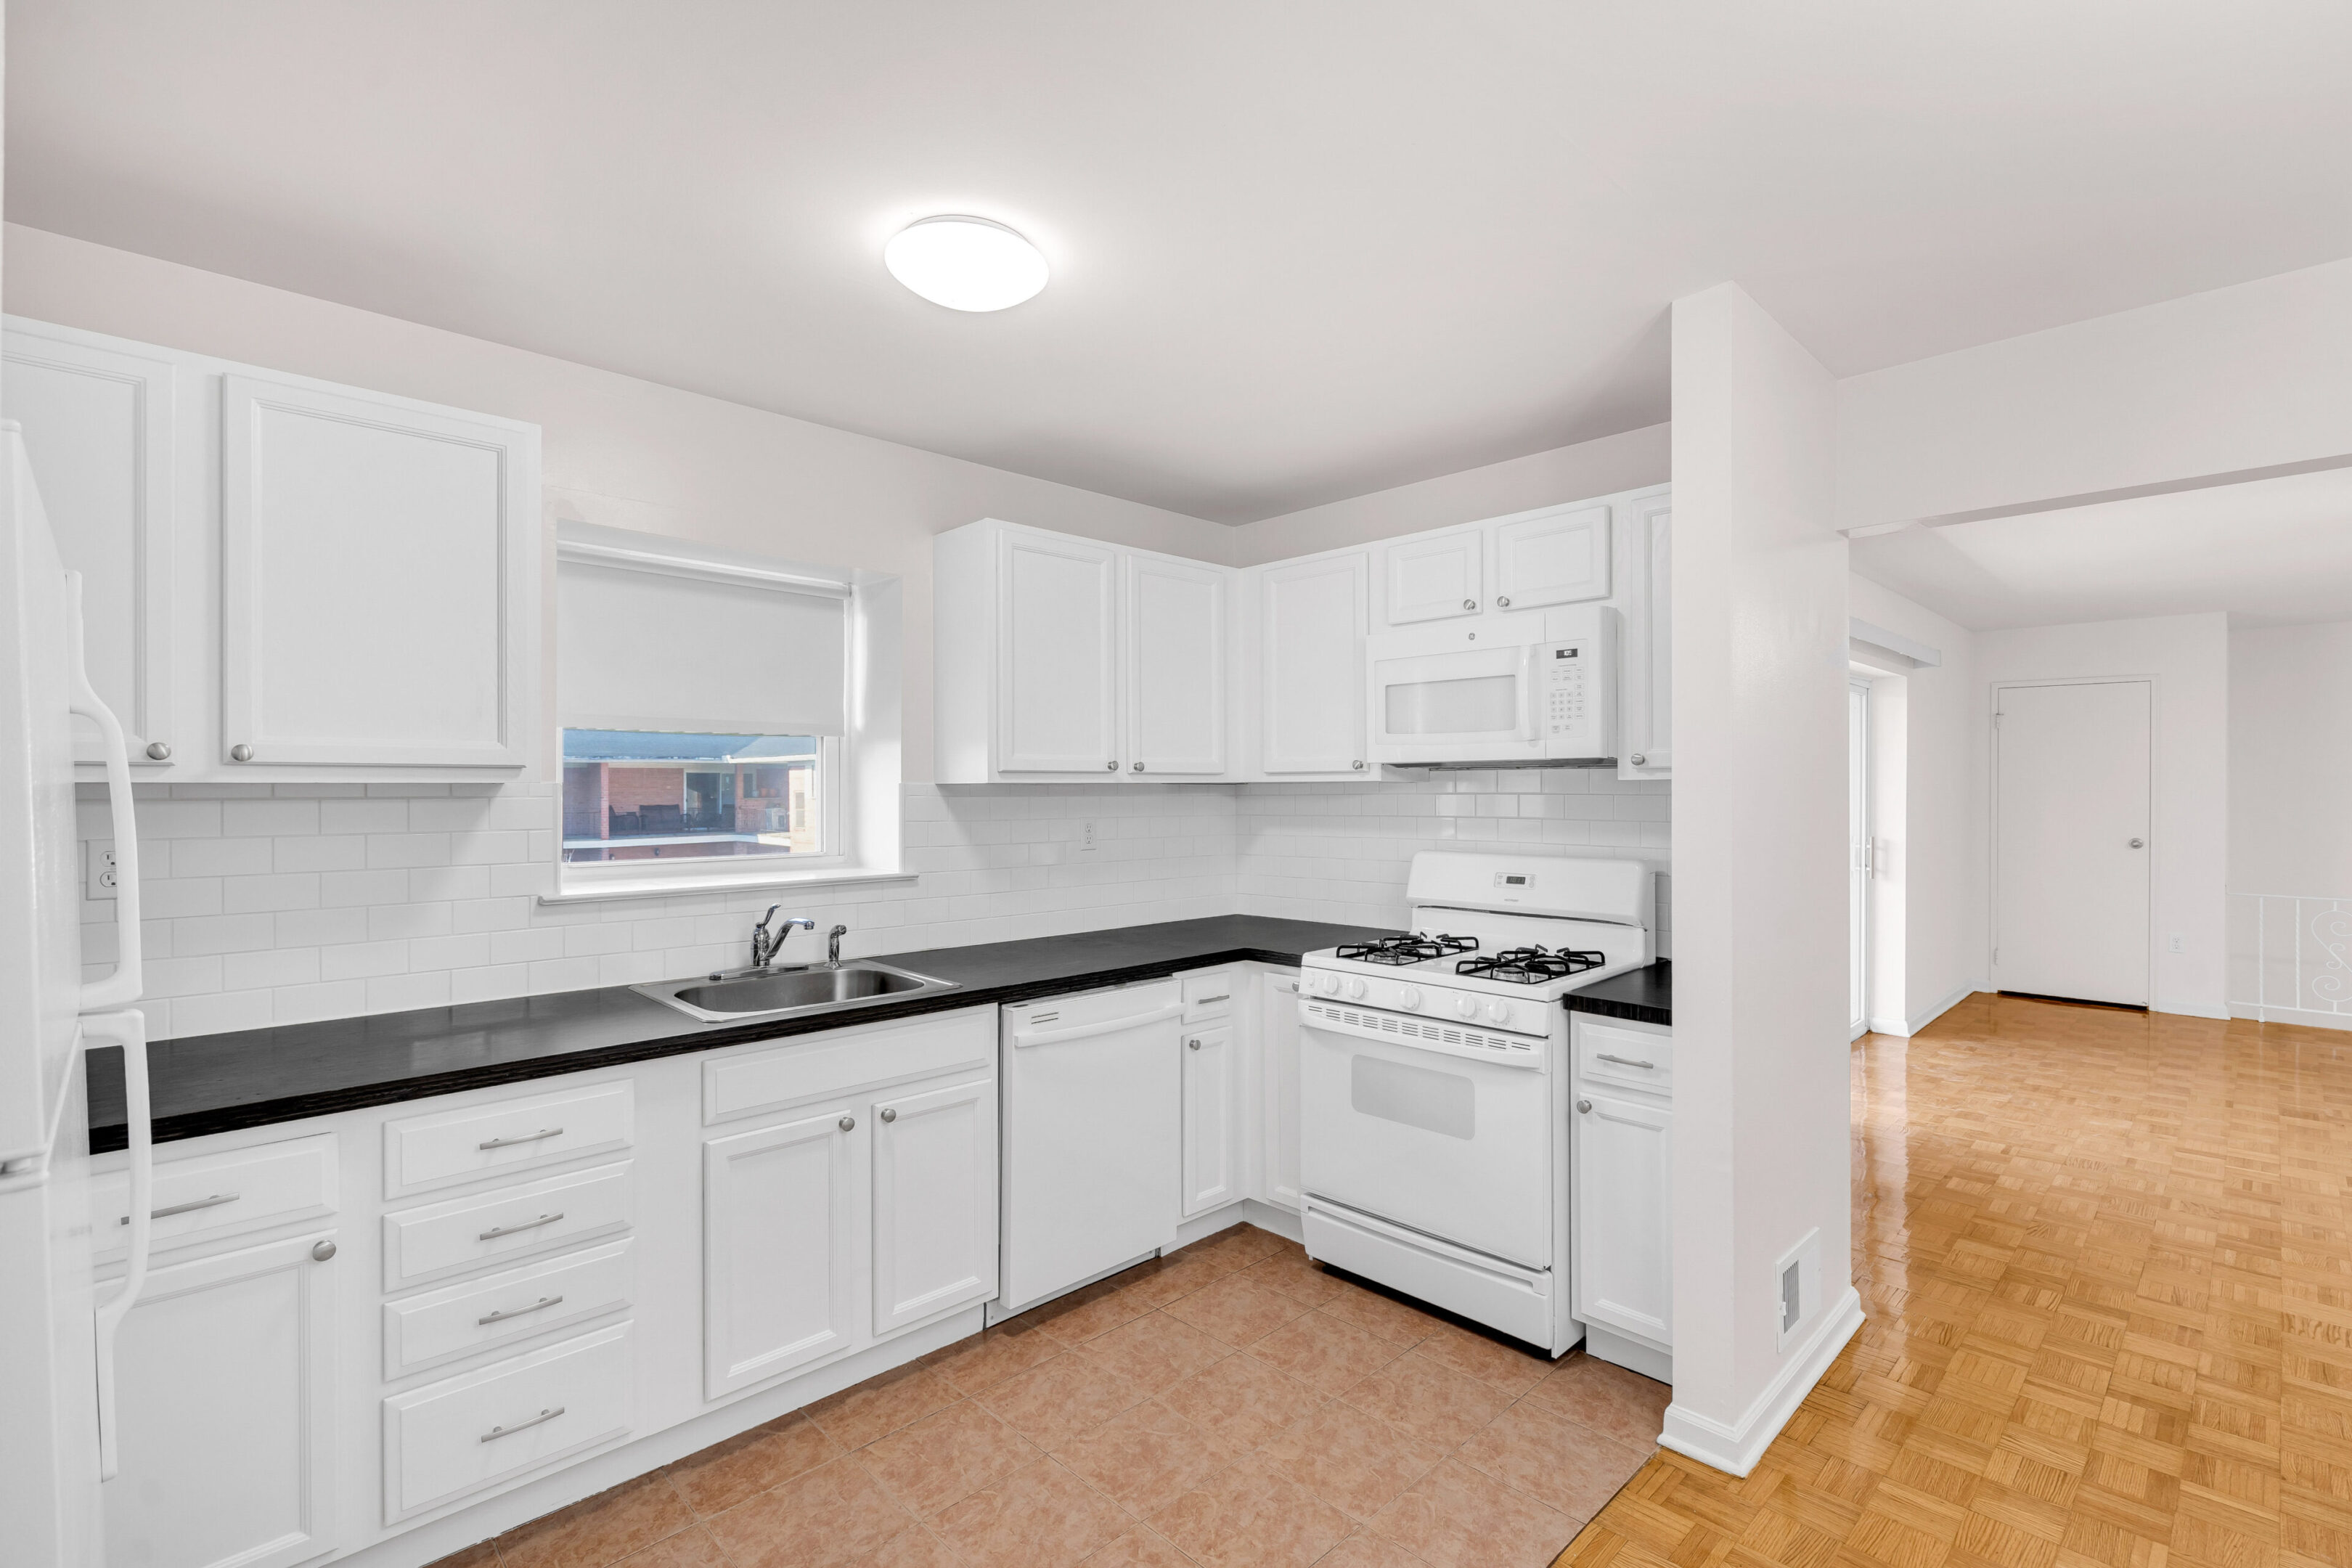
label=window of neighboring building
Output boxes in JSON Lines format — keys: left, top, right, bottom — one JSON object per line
{"left": 559, "top": 730, "right": 828, "bottom": 862}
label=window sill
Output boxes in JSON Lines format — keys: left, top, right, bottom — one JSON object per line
{"left": 538, "top": 867, "right": 920, "bottom": 906}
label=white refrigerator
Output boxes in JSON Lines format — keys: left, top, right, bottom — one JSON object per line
{"left": 0, "top": 419, "right": 155, "bottom": 1568}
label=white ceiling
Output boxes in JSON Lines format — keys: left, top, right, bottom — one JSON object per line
{"left": 1849, "top": 467, "right": 2352, "bottom": 630}
{"left": 9, "top": 3, "right": 2352, "bottom": 523}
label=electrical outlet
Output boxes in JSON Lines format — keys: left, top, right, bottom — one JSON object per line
{"left": 2168, "top": 932, "right": 2184, "bottom": 954}
{"left": 1079, "top": 819, "right": 1097, "bottom": 852}
{"left": 88, "top": 845, "right": 119, "bottom": 900}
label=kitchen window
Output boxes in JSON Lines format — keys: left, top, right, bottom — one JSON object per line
{"left": 552, "top": 525, "right": 897, "bottom": 899}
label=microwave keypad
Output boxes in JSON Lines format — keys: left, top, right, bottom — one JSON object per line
{"left": 1545, "top": 650, "right": 1588, "bottom": 736}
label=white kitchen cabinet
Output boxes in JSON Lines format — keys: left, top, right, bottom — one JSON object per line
{"left": 1180, "top": 1021, "right": 1238, "bottom": 1217}
{"left": 103, "top": 1230, "right": 340, "bottom": 1568}
{"left": 1, "top": 322, "right": 178, "bottom": 770}
{"left": 1125, "top": 552, "right": 1227, "bottom": 776}
{"left": 1259, "top": 973, "right": 1303, "bottom": 1212}
{"left": 701, "top": 1106, "right": 863, "bottom": 1399}
{"left": 221, "top": 374, "right": 538, "bottom": 771}
{"left": 1253, "top": 552, "right": 1370, "bottom": 778}
{"left": 870, "top": 1074, "right": 998, "bottom": 1334}
{"left": 1617, "top": 488, "right": 1673, "bottom": 780}
{"left": 1493, "top": 503, "right": 1611, "bottom": 611}
{"left": 1379, "top": 527, "right": 1484, "bottom": 626}
{"left": 1572, "top": 1011, "right": 1673, "bottom": 1366}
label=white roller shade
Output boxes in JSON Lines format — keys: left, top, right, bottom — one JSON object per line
{"left": 557, "top": 548, "right": 848, "bottom": 735}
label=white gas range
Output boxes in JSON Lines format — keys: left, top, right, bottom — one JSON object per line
{"left": 1296, "top": 850, "right": 1653, "bottom": 1355}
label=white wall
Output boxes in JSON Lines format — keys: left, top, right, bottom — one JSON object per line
{"left": 1230, "top": 424, "right": 1668, "bottom": 566}
{"left": 2230, "top": 619, "right": 2352, "bottom": 898}
{"left": 1836, "top": 256, "right": 2352, "bottom": 531}
{"left": 1, "top": 223, "right": 1240, "bottom": 785}
{"left": 1849, "top": 578, "right": 1983, "bottom": 1033}
{"left": 1976, "top": 613, "right": 2229, "bottom": 1018}
{"left": 1665, "top": 283, "right": 1855, "bottom": 1475}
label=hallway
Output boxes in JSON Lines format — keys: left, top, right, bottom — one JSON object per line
{"left": 1561, "top": 995, "right": 2352, "bottom": 1568}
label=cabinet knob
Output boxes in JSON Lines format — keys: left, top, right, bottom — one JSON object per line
{"left": 1187, "top": 1037, "right": 1201, "bottom": 1050}
{"left": 880, "top": 1107, "right": 897, "bottom": 1122}
{"left": 1132, "top": 761, "right": 1144, "bottom": 772}
{"left": 311, "top": 1239, "right": 338, "bottom": 1262}
{"left": 838, "top": 1115, "right": 855, "bottom": 1132}
{"left": 1628, "top": 753, "right": 1646, "bottom": 767}
{"left": 1462, "top": 598, "right": 1477, "bottom": 611}
{"left": 1106, "top": 760, "right": 1117, "bottom": 771}
{"left": 144, "top": 740, "right": 173, "bottom": 761}
{"left": 2128, "top": 838, "right": 2145, "bottom": 849}
{"left": 229, "top": 743, "right": 254, "bottom": 762}
{"left": 1575, "top": 1099, "right": 1592, "bottom": 1114}
{"left": 1496, "top": 595, "right": 1511, "bottom": 608}
{"left": 1352, "top": 759, "right": 1365, "bottom": 770}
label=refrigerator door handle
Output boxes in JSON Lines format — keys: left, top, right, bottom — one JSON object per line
{"left": 64, "top": 573, "right": 143, "bottom": 1010}
{"left": 83, "top": 1008, "right": 151, "bottom": 1482}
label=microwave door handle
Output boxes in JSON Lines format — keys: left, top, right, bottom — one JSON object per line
{"left": 1518, "top": 643, "right": 1541, "bottom": 743}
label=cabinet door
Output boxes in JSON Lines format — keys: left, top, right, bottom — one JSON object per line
{"left": 1575, "top": 1091, "right": 1672, "bottom": 1347}
{"left": 1, "top": 326, "right": 177, "bottom": 769}
{"left": 703, "top": 1107, "right": 862, "bottom": 1398}
{"left": 221, "top": 374, "right": 537, "bottom": 769}
{"left": 871, "top": 1075, "right": 998, "bottom": 1335}
{"left": 1259, "top": 976, "right": 1302, "bottom": 1211}
{"left": 1181, "top": 1022, "right": 1238, "bottom": 1217}
{"left": 1618, "top": 492, "right": 1672, "bottom": 779}
{"left": 996, "top": 531, "right": 1120, "bottom": 774}
{"left": 1492, "top": 503, "right": 1610, "bottom": 611}
{"left": 1379, "top": 528, "right": 1482, "bottom": 626}
{"left": 1126, "top": 553, "right": 1227, "bottom": 776}
{"left": 104, "top": 1231, "right": 339, "bottom": 1568}
{"left": 1259, "top": 554, "right": 1368, "bottom": 776}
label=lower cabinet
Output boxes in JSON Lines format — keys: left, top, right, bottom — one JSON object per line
{"left": 382, "top": 1323, "right": 634, "bottom": 1522}
{"left": 702, "top": 1104, "right": 863, "bottom": 1400}
{"left": 871, "top": 1076, "right": 997, "bottom": 1335}
{"left": 104, "top": 1230, "right": 340, "bottom": 1568}
{"left": 1259, "top": 973, "right": 1303, "bottom": 1211}
{"left": 1572, "top": 1016, "right": 1674, "bottom": 1358}
{"left": 1180, "top": 1023, "right": 1238, "bottom": 1217}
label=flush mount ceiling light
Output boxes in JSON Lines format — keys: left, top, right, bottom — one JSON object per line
{"left": 883, "top": 216, "right": 1049, "bottom": 311}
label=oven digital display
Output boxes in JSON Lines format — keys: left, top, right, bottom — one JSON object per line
{"left": 1553, "top": 648, "right": 1578, "bottom": 658}
{"left": 1495, "top": 873, "right": 1531, "bottom": 887}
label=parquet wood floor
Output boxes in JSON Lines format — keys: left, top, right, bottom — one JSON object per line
{"left": 1556, "top": 994, "right": 2352, "bottom": 1568}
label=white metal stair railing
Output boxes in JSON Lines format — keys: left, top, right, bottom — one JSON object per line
{"left": 2228, "top": 893, "right": 2352, "bottom": 1029}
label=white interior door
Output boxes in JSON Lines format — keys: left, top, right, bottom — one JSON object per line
{"left": 1993, "top": 680, "right": 2152, "bottom": 1007}
{"left": 1850, "top": 680, "right": 1870, "bottom": 1039}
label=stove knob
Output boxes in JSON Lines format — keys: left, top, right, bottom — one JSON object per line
{"left": 1455, "top": 995, "right": 1479, "bottom": 1019}
{"left": 1487, "top": 999, "right": 1513, "bottom": 1025}
{"left": 1316, "top": 973, "right": 1342, "bottom": 996}
{"left": 1397, "top": 987, "right": 1423, "bottom": 1010}
{"left": 1345, "top": 976, "right": 1368, "bottom": 1000}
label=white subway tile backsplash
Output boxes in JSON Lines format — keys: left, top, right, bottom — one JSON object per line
{"left": 221, "top": 873, "right": 322, "bottom": 914}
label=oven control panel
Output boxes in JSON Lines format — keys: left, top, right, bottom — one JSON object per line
{"left": 1297, "top": 966, "right": 1553, "bottom": 1063}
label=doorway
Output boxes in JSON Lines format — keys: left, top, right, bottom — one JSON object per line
{"left": 1850, "top": 680, "right": 1870, "bottom": 1040}
{"left": 1993, "top": 679, "right": 2153, "bottom": 1007}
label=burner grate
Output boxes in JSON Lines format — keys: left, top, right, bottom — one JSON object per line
{"left": 1454, "top": 944, "right": 1607, "bottom": 984}
{"left": 1334, "top": 931, "right": 1479, "bottom": 966}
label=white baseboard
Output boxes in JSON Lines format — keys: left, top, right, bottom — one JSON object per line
{"left": 2231, "top": 1004, "right": 2352, "bottom": 1034}
{"left": 1174, "top": 1196, "right": 1304, "bottom": 1248}
{"left": 1657, "top": 1284, "right": 1863, "bottom": 1478}
{"left": 2154, "top": 997, "right": 2231, "bottom": 1021}
{"left": 1868, "top": 982, "right": 1977, "bottom": 1038}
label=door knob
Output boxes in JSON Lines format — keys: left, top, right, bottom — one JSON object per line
{"left": 1105, "top": 760, "right": 1117, "bottom": 771}
{"left": 229, "top": 743, "right": 254, "bottom": 762}
{"left": 1496, "top": 596, "right": 1511, "bottom": 608}
{"left": 838, "top": 1116, "right": 855, "bottom": 1132}
{"left": 1461, "top": 598, "right": 1477, "bottom": 611}
{"left": 1352, "top": 759, "right": 1366, "bottom": 770}
{"left": 880, "top": 1108, "right": 897, "bottom": 1122}
{"left": 1132, "top": 761, "right": 1144, "bottom": 772}
{"left": 1187, "top": 1037, "right": 1201, "bottom": 1050}
{"left": 1629, "top": 754, "right": 1646, "bottom": 767}
{"left": 2128, "top": 838, "right": 2145, "bottom": 849}
{"left": 311, "top": 1239, "right": 337, "bottom": 1262}
{"left": 144, "top": 740, "right": 172, "bottom": 761}
{"left": 1576, "top": 1100, "right": 1592, "bottom": 1114}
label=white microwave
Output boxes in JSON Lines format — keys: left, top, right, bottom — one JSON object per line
{"left": 1366, "top": 605, "right": 1618, "bottom": 767}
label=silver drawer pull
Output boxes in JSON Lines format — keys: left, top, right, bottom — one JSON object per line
{"left": 1595, "top": 1053, "right": 1656, "bottom": 1070}
{"left": 480, "top": 1407, "right": 565, "bottom": 1442}
{"left": 1195, "top": 995, "right": 1230, "bottom": 1005}
{"left": 477, "top": 1294, "right": 564, "bottom": 1326}
{"left": 123, "top": 1191, "right": 240, "bottom": 1224}
{"left": 478, "top": 1212, "right": 564, "bottom": 1241}
{"left": 478, "top": 1127, "right": 565, "bottom": 1151}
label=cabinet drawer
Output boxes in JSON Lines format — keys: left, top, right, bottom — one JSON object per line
{"left": 383, "top": 1239, "right": 634, "bottom": 1379}
{"left": 95, "top": 1132, "right": 338, "bottom": 1261}
{"left": 382, "top": 1322, "right": 632, "bottom": 1522}
{"left": 384, "top": 1082, "right": 633, "bottom": 1199}
{"left": 1180, "top": 969, "right": 1235, "bottom": 1024}
{"left": 1575, "top": 1021, "right": 1672, "bottom": 1094}
{"left": 383, "top": 1162, "right": 632, "bottom": 1290}
{"left": 704, "top": 1008, "right": 993, "bottom": 1126}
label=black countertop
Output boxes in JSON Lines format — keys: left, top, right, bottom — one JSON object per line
{"left": 1562, "top": 960, "right": 1672, "bottom": 1027}
{"left": 88, "top": 915, "right": 1399, "bottom": 1152}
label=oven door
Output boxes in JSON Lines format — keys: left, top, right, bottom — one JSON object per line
{"left": 1366, "top": 637, "right": 1540, "bottom": 765}
{"left": 1298, "top": 1010, "right": 1553, "bottom": 1269}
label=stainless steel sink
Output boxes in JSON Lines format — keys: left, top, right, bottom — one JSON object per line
{"left": 634, "top": 960, "right": 958, "bottom": 1024}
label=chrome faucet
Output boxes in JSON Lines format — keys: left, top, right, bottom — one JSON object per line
{"left": 827, "top": 924, "right": 849, "bottom": 967}
{"left": 750, "top": 907, "right": 814, "bottom": 970}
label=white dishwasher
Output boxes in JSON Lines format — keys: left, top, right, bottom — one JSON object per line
{"left": 994, "top": 979, "right": 1182, "bottom": 1320}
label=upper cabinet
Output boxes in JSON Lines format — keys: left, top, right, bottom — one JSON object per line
{"left": 1373, "top": 501, "right": 1614, "bottom": 629}
{"left": 934, "top": 519, "right": 1228, "bottom": 782}
{"left": 1617, "top": 489, "right": 1672, "bottom": 780}
{"left": 222, "top": 375, "right": 539, "bottom": 771}
{"left": 2, "top": 324, "right": 178, "bottom": 770}
{"left": 1, "top": 317, "right": 542, "bottom": 782}
{"left": 1249, "top": 551, "right": 1369, "bottom": 779}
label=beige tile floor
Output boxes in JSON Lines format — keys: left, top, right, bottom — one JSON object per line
{"left": 433, "top": 1225, "right": 1668, "bottom": 1568}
